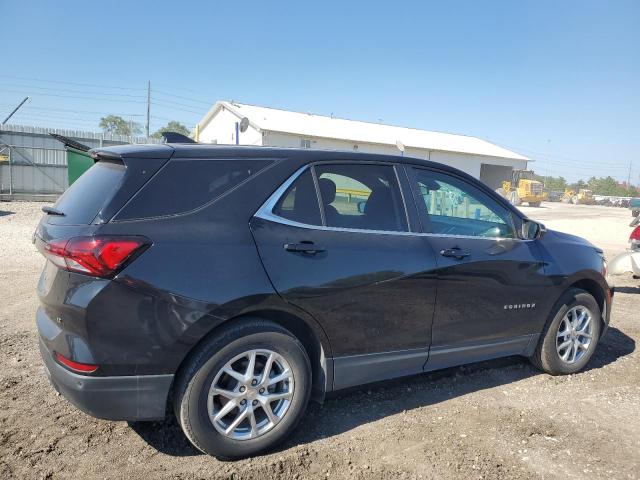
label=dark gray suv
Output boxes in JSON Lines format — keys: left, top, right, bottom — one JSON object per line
{"left": 35, "top": 144, "right": 612, "bottom": 458}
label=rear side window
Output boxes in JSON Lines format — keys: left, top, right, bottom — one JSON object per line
{"left": 315, "top": 164, "right": 408, "bottom": 232}
{"left": 51, "top": 161, "right": 125, "bottom": 225}
{"left": 272, "top": 169, "right": 322, "bottom": 226}
{"left": 117, "top": 159, "right": 272, "bottom": 220}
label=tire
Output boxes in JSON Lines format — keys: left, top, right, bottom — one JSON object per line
{"left": 173, "top": 319, "right": 312, "bottom": 459}
{"left": 529, "top": 201, "right": 541, "bottom": 207}
{"left": 530, "top": 289, "right": 601, "bottom": 375}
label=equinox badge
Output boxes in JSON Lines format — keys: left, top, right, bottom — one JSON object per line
{"left": 504, "top": 303, "right": 536, "bottom": 310}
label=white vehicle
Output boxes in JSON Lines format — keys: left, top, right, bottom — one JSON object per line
{"left": 608, "top": 223, "right": 640, "bottom": 279}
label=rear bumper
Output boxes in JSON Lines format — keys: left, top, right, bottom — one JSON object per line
{"left": 39, "top": 339, "right": 173, "bottom": 421}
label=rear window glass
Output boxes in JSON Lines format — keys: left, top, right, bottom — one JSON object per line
{"left": 51, "top": 161, "right": 125, "bottom": 225}
{"left": 116, "top": 159, "right": 272, "bottom": 219}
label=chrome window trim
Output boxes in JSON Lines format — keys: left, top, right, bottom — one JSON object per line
{"left": 254, "top": 165, "right": 527, "bottom": 242}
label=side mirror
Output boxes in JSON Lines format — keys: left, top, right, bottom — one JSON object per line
{"left": 357, "top": 201, "right": 366, "bottom": 214}
{"left": 521, "top": 219, "right": 545, "bottom": 240}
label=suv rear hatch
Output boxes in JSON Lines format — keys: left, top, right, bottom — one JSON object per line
{"left": 34, "top": 144, "right": 174, "bottom": 276}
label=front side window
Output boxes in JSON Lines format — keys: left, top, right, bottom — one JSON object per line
{"left": 315, "top": 164, "right": 408, "bottom": 232}
{"left": 412, "top": 168, "right": 515, "bottom": 238}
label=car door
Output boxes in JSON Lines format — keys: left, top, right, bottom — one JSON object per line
{"left": 406, "top": 166, "right": 548, "bottom": 370}
{"left": 250, "top": 161, "right": 439, "bottom": 389}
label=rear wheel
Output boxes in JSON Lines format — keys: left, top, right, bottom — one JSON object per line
{"left": 531, "top": 289, "right": 601, "bottom": 375}
{"left": 174, "top": 319, "right": 311, "bottom": 459}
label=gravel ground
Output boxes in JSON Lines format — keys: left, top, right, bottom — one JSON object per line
{"left": 0, "top": 201, "right": 638, "bottom": 480}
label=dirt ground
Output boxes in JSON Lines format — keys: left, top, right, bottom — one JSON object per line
{"left": 0, "top": 201, "right": 638, "bottom": 480}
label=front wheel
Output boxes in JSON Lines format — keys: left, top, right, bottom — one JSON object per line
{"left": 530, "top": 289, "right": 601, "bottom": 375}
{"left": 173, "top": 319, "right": 311, "bottom": 459}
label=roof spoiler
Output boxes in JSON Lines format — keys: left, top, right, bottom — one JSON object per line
{"left": 49, "top": 133, "right": 91, "bottom": 152}
{"left": 89, "top": 149, "right": 123, "bottom": 162}
{"left": 161, "top": 132, "right": 197, "bottom": 144}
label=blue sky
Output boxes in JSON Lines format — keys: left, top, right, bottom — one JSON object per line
{"left": 1, "top": 0, "right": 638, "bottom": 183}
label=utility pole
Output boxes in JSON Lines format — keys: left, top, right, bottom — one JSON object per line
{"left": 145, "top": 81, "right": 151, "bottom": 138}
{"left": 628, "top": 159, "right": 633, "bottom": 192}
{"left": 544, "top": 139, "right": 551, "bottom": 188}
{"left": 1, "top": 97, "right": 29, "bottom": 125}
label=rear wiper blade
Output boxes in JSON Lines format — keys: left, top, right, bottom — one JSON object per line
{"left": 42, "top": 206, "right": 65, "bottom": 216}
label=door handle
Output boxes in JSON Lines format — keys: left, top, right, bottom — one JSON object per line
{"left": 440, "top": 247, "right": 471, "bottom": 260}
{"left": 284, "top": 242, "right": 326, "bottom": 254}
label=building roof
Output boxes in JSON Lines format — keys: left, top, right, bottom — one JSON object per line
{"left": 198, "top": 101, "right": 529, "bottom": 161}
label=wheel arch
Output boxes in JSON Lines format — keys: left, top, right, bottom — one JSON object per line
{"left": 566, "top": 277, "right": 609, "bottom": 333}
{"left": 169, "top": 307, "right": 332, "bottom": 413}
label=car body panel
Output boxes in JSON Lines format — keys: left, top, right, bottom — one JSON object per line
{"left": 425, "top": 236, "right": 550, "bottom": 347}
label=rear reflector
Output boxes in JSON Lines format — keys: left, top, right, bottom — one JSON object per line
{"left": 38, "top": 235, "right": 150, "bottom": 278}
{"left": 55, "top": 352, "right": 98, "bottom": 373}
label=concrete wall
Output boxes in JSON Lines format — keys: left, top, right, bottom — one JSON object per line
{"left": 479, "top": 164, "right": 514, "bottom": 190}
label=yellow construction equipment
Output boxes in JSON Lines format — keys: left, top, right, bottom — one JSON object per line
{"left": 561, "top": 188, "right": 595, "bottom": 205}
{"left": 496, "top": 170, "right": 546, "bottom": 207}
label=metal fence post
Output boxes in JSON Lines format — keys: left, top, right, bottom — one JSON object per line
{"left": 8, "top": 146, "right": 12, "bottom": 196}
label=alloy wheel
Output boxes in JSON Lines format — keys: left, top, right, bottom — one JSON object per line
{"left": 556, "top": 306, "right": 594, "bottom": 365}
{"left": 207, "top": 349, "right": 294, "bottom": 440}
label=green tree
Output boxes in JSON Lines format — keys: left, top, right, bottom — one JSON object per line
{"left": 152, "top": 121, "right": 190, "bottom": 139}
{"left": 533, "top": 174, "right": 567, "bottom": 191}
{"left": 572, "top": 179, "right": 588, "bottom": 190}
{"left": 99, "top": 115, "right": 142, "bottom": 136}
{"left": 588, "top": 176, "right": 640, "bottom": 196}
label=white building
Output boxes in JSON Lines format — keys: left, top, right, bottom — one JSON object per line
{"left": 195, "top": 101, "right": 529, "bottom": 189}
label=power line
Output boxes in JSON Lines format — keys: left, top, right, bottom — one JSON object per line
{"left": 0, "top": 74, "right": 145, "bottom": 91}
{"left": 0, "top": 103, "right": 143, "bottom": 117}
{"left": 153, "top": 89, "right": 213, "bottom": 106}
{"left": 151, "top": 99, "right": 205, "bottom": 114}
{"left": 0, "top": 82, "right": 146, "bottom": 99}
{"left": 2, "top": 89, "right": 146, "bottom": 104}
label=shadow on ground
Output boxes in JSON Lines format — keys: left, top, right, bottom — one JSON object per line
{"left": 0, "top": 210, "right": 14, "bottom": 218}
{"left": 129, "top": 326, "right": 634, "bottom": 457}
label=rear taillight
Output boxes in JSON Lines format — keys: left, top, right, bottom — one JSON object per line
{"left": 630, "top": 227, "right": 640, "bottom": 242}
{"left": 39, "top": 236, "right": 149, "bottom": 277}
{"left": 54, "top": 352, "right": 98, "bottom": 373}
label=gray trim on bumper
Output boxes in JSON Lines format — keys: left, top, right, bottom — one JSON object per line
{"left": 39, "top": 340, "right": 173, "bottom": 421}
